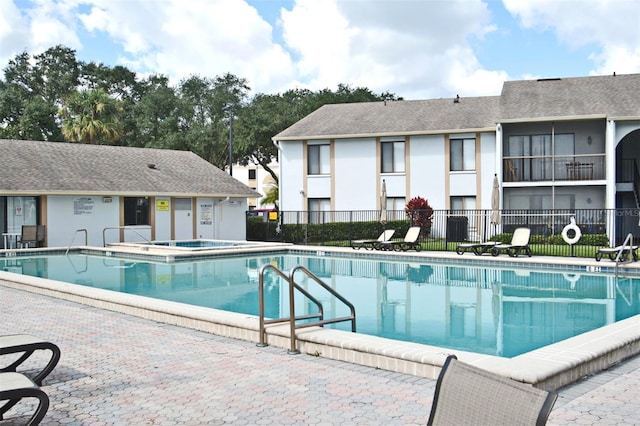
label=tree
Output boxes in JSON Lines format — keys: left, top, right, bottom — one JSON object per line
{"left": 130, "top": 74, "right": 180, "bottom": 148}
{"left": 261, "top": 184, "right": 279, "bottom": 210}
{"left": 405, "top": 197, "right": 434, "bottom": 236}
{"left": 59, "top": 88, "right": 124, "bottom": 144}
{"left": 0, "top": 46, "right": 80, "bottom": 141}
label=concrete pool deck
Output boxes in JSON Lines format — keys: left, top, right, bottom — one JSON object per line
{"left": 1, "top": 285, "right": 640, "bottom": 425}
{"left": 2, "top": 244, "right": 639, "bottom": 390}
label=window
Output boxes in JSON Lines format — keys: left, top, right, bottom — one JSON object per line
{"left": 308, "top": 198, "right": 330, "bottom": 224}
{"left": 124, "top": 197, "right": 150, "bottom": 226}
{"left": 386, "top": 197, "right": 406, "bottom": 221}
{"left": 248, "top": 169, "right": 257, "bottom": 180}
{"left": 381, "top": 141, "right": 405, "bottom": 173}
{"left": 450, "top": 138, "right": 475, "bottom": 171}
{"left": 450, "top": 196, "right": 476, "bottom": 212}
{"left": 308, "top": 144, "right": 330, "bottom": 175}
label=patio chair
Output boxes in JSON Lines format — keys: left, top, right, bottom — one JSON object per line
{"left": 378, "top": 227, "right": 422, "bottom": 251}
{"left": 456, "top": 241, "right": 498, "bottom": 255}
{"left": 491, "top": 227, "right": 532, "bottom": 257}
{"left": 0, "top": 334, "right": 61, "bottom": 386}
{"left": 427, "top": 355, "right": 557, "bottom": 426}
{"left": 19, "top": 225, "right": 45, "bottom": 248}
{"left": 0, "top": 372, "right": 50, "bottom": 425}
{"left": 351, "top": 229, "right": 395, "bottom": 250}
{"left": 595, "top": 245, "right": 639, "bottom": 262}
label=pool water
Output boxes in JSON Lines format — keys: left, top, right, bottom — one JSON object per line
{"left": 2, "top": 253, "right": 638, "bottom": 358}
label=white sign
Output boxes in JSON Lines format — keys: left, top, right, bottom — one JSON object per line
{"left": 74, "top": 197, "right": 95, "bottom": 215}
{"left": 200, "top": 203, "right": 213, "bottom": 225}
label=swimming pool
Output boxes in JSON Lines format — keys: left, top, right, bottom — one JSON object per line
{"left": 2, "top": 251, "right": 638, "bottom": 358}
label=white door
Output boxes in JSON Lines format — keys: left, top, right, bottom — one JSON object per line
{"left": 174, "top": 198, "right": 193, "bottom": 240}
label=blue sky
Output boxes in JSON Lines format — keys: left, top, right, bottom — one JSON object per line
{"left": 2, "top": 0, "right": 639, "bottom": 99}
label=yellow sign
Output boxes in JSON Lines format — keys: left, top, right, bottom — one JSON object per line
{"left": 156, "top": 200, "right": 170, "bottom": 211}
{"left": 268, "top": 211, "right": 278, "bottom": 220}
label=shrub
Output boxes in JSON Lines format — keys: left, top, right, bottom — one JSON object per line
{"left": 405, "top": 197, "right": 434, "bottom": 236}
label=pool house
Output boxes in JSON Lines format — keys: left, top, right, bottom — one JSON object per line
{"left": 0, "top": 139, "right": 260, "bottom": 249}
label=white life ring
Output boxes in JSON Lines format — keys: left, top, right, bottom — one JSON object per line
{"left": 561, "top": 217, "right": 582, "bottom": 245}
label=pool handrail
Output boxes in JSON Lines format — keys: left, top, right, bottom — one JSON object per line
{"left": 257, "top": 263, "right": 324, "bottom": 352}
{"left": 65, "top": 229, "right": 88, "bottom": 256}
{"left": 289, "top": 265, "right": 357, "bottom": 334}
{"left": 615, "top": 233, "right": 635, "bottom": 276}
{"left": 257, "top": 264, "right": 357, "bottom": 355}
{"left": 102, "top": 226, "right": 155, "bottom": 247}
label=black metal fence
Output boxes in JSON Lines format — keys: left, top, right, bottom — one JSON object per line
{"left": 247, "top": 208, "right": 640, "bottom": 258}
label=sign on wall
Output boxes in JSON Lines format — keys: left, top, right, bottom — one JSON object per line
{"left": 156, "top": 200, "right": 170, "bottom": 211}
{"left": 73, "top": 197, "right": 95, "bottom": 215}
{"left": 200, "top": 203, "right": 213, "bottom": 225}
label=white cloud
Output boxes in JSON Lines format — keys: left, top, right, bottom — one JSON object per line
{"left": 503, "top": 0, "right": 640, "bottom": 75}
{"left": 279, "top": 0, "right": 503, "bottom": 98}
{"left": 6, "top": 0, "right": 635, "bottom": 101}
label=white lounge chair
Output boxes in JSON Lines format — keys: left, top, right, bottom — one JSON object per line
{"left": 491, "top": 227, "right": 532, "bottom": 257}
{"left": 351, "top": 229, "right": 395, "bottom": 250}
{"left": 0, "top": 372, "right": 50, "bottom": 424}
{"left": 378, "top": 227, "right": 422, "bottom": 251}
{"left": 0, "top": 334, "right": 61, "bottom": 386}
{"left": 456, "top": 241, "right": 498, "bottom": 255}
{"left": 595, "top": 245, "right": 639, "bottom": 262}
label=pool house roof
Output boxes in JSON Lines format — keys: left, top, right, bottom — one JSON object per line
{"left": 1, "top": 139, "right": 260, "bottom": 198}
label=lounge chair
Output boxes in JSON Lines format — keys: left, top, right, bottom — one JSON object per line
{"left": 491, "top": 227, "right": 532, "bottom": 257}
{"left": 378, "top": 227, "right": 422, "bottom": 251}
{"left": 456, "top": 241, "right": 498, "bottom": 255}
{"left": 427, "top": 355, "right": 557, "bottom": 426}
{"left": 595, "top": 245, "right": 639, "bottom": 262}
{"left": 1, "top": 334, "right": 61, "bottom": 386}
{"left": 0, "top": 372, "right": 49, "bottom": 425}
{"left": 351, "top": 229, "right": 395, "bottom": 250}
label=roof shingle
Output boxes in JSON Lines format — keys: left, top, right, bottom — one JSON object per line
{"left": 1, "top": 139, "right": 260, "bottom": 197}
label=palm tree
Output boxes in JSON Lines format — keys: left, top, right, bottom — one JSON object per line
{"left": 59, "top": 88, "right": 124, "bottom": 144}
{"left": 261, "top": 184, "right": 279, "bottom": 210}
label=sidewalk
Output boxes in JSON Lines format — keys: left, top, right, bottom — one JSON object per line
{"left": 2, "top": 286, "right": 639, "bottom": 425}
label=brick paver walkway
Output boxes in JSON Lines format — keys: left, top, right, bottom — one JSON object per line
{"left": 2, "top": 286, "right": 639, "bottom": 425}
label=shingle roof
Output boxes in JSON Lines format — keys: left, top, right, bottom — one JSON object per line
{"left": 274, "top": 74, "right": 640, "bottom": 140}
{"left": 274, "top": 96, "right": 500, "bottom": 140}
{"left": 499, "top": 74, "right": 640, "bottom": 120}
{"left": 1, "top": 139, "right": 260, "bottom": 197}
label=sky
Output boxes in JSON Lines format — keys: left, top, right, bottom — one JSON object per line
{"left": 2, "top": 0, "right": 639, "bottom": 100}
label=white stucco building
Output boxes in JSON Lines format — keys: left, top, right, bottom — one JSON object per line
{"left": 272, "top": 74, "right": 640, "bottom": 241}
{"left": 1, "top": 140, "right": 260, "bottom": 248}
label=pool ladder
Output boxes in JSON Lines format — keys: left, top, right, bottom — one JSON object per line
{"left": 614, "top": 233, "right": 635, "bottom": 277}
{"left": 257, "top": 264, "right": 356, "bottom": 354}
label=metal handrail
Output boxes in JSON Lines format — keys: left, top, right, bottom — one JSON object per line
{"left": 257, "top": 263, "right": 357, "bottom": 355}
{"left": 257, "top": 264, "right": 324, "bottom": 352}
{"left": 65, "top": 229, "right": 88, "bottom": 256}
{"left": 289, "top": 265, "right": 357, "bottom": 332}
{"left": 102, "top": 226, "right": 154, "bottom": 247}
{"left": 614, "top": 233, "right": 635, "bottom": 276}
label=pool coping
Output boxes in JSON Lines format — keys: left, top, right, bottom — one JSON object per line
{"left": 1, "top": 244, "right": 640, "bottom": 391}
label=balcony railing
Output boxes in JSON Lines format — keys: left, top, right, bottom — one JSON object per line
{"left": 503, "top": 154, "right": 606, "bottom": 182}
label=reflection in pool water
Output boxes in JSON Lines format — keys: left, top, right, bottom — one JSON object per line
{"left": 2, "top": 253, "right": 638, "bottom": 358}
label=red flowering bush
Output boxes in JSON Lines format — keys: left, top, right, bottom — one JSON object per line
{"left": 405, "top": 197, "right": 433, "bottom": 236}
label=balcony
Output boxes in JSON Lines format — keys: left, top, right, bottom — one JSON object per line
{"left": 503, "top": 154, "right": 605, "bottom": 183}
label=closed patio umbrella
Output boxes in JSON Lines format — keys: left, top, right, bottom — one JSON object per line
{"left": 491, "top": 174, "right": 501, "bottom": 225}
{"left": 380, "top": 179, "right": 388, "bottom": 225}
